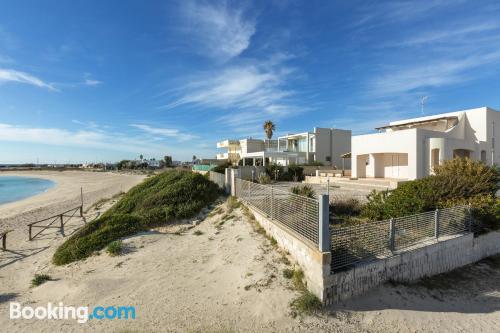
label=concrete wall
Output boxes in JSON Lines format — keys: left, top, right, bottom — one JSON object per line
{"left": 325, "top": 231, "right": 500, "bottom": 304}
{"left": 314, "top": 128, "right": 351, "bottom": 169}
{"left": 247, "top": 206, "right": 331, "bottom": 302}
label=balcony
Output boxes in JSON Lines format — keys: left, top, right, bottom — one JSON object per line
{"left": 217, "top": 140, "right": 239, "bottom": 148}
{"left": 216, "top": 152, "right": 228, "bottom": 159}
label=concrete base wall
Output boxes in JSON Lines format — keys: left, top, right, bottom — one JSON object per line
{"left": 325, "top": 231, "right": 500, "bottom": 304}
{"left": 248, "top": 206, "right": 330, "bottom": 301}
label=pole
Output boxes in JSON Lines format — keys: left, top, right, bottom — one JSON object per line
{"left": 80, "top": 187, "right": 84, "bottom": 217}
{"left": 60, "top": 214, "right": 64, "bottom": 235}
{"left": 319, "top": 194, "right": 330, "bottom": 252}
{"left": 434, "top": 208, "right": 440, "bottom": 240}
{"left": 327, "top": 177, "right": 330, "bottom": 196}
{"left": 2, "top": 233, "right": 5, "bottom": 250}
{"left": 389, "top": 218, "right": 395, "bottom": 252}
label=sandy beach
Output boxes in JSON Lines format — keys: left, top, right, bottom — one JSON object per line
{"left": 0, "top": 170, "right": 146, "bottom": 231}
{"left": 0, "top": 173, "right": 499, "bottom": 332}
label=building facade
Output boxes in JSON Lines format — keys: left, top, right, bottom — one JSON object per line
{"left": 351, "top": 107, "right": 499, "bottom": 180}
{"left": 217, "top": 127, "right": 351, "bottom": 168}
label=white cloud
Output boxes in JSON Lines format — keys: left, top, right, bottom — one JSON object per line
{"left": 385, "top": 21, "right": 500, "bottom": 47}
{"left": 130, "top": 124, "right": 198, "bottom": 141}
{"left": 84, "top": 78, "right": 102, "bottom": 86}
{"left": 181, "top": 1, "right": 256, "bottom": 61}
{"left": 369, "top": 51, "right": 500, "bottom": 97}
{"left": 161, "top": 56, "right": 306, "bottom": 126}
{"left": 0, "top": 68, "right": 57, "bottom": 91}
{"left": 0, "top": 123, "right": 168, "bottom": 155}
{"left": 353, "top": 0, "right": 459, "bottom": 29}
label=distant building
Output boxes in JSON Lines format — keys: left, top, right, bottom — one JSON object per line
{"left": 217, "top": 127, "right": 351, "bottom": 167}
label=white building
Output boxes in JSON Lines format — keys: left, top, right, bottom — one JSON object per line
{"left": 217, "top": 127, "right": 351, "bottom": 167}
{"left": 352, "top": 107, "right": 499, "bottom": 180}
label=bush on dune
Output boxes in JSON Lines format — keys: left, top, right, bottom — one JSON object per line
{"left": 361, "top": 158, "right": 500, "bottom": 225}
{"left": 53, "top": 171, "right": 222, "bottom": 265}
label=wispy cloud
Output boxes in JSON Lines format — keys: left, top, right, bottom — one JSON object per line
{"left": 130, "top": 124, "right": 198, "bottom": 141}
{"left": 385, "top": 21, "right": 500, "bottom": 47}
{"left": 180, "top": 0, "right": 256, "bottom": 61}
{"left": 161, "top": 55, "right": 307, "bottom": 126}
{"left": 369, "top": 51, "right": 500, "bottom": 97}
{"left": 0, "top": 68, "right": 57, "bottom": 91}
{"left": 0, "top": 123, "right": 174, "bottom": 156}
{"left": 353, "top": 0, "right": 458, "bottom": 29}
{"left": 84, "top": 78, "right": 102, "bottom": 86}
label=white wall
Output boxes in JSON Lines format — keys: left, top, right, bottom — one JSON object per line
{"left": 352, "top": 129, "right": 418, "bottom": 179}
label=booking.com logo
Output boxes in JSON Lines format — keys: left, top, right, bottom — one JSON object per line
{"left": 10, "top": 302, "right": 136, "bottom": 323}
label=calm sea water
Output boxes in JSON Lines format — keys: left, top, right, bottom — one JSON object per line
{"left": 0, "top": 176, "right": 55, "bottom": 205}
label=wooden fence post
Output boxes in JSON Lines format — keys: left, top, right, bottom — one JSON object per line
{"left": 60, "top": 214, "right": 64, "bottom": 235}
{"left": 29, "top": 226, "right": 32, "bottom": 241}
{"left": 2, "top": 233, "right": 5, "bottom": 250}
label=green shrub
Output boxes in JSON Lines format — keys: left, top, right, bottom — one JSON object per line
{"left": 31, "top": 274, "right": 51, "bottom": 287}
{"left": 290, "top": 185, "right": 316, "bottom": 199}
{"left": 54, "top": 171, "right": 221, "bottom": 265}
{"left": 434, "top": 158, "right": 500, "bottom": 197}
{"left": 283, "top": 268, "right": 294, "bottom": 279}
{"left": 265, "top": 164, "right": 284, "bottom": 180}
{"left": 107, "top": 240, "right": 124, "bottom": 256}
{"left": 258, "top": 173, "right": 272, "bottom": 184}
{"left": 212, "top": 162, "right": 231, "bottom": 174}
{"left": 291, "top": 291, "right": 322, "bottom": 314}
{"left": 330, "top": 198, "right": 363, "bottom": 216}
{"left": 54, "top": 214, "right": 144, "bottom": 265}
{"left": 361, "top": 158, "right": 500, "bottom": 222}
{"left": 265, "top": 164, "right": 304, "bottom": 181}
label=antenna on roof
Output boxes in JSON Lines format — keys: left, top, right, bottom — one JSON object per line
{"left": 421, "top": 96, "right": 428, "bottom": 115}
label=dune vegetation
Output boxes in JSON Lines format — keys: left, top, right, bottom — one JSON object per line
{"left": 53, "top": 170, "right": 221, "bottom": 265}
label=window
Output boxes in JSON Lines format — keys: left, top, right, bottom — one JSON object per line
{"left": 325, "top": 156, "right": 331, "bottom": 162}
{"left": 431, "top": 148, "right": 440, "bottom": 168}
{"left": 481, "top": 150, "right": 487, "bottom": 163}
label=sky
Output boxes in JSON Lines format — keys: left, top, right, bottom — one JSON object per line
{"left": 1, "top": 0, "right": 500, "bottom": 163}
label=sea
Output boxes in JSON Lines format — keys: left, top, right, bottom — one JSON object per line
{"left": 0, "top": 176, "right": 55, "bottom": 205}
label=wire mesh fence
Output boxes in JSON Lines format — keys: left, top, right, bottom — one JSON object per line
{"left": 330, "top": 205, "right": 473, "bottom": 272}
{"left": 208, "top": 171, "right": 225, "bottom": 190}
{"left": 234, "top": 177, "right": 320, "bottom": 247}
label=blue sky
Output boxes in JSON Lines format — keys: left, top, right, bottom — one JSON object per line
{"left": 1, "top": 0, "right": 500, "bottom": 163}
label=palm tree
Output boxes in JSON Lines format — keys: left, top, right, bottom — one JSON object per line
{"left": 263, "top": 120, "right": 275, "bottom": 149}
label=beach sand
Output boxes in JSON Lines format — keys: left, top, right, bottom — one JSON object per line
{"left": 0, "top": 170, "right": 146, "bottom": 231}
{"left": 1, "top": 175, "right": 499, "bottom": 332}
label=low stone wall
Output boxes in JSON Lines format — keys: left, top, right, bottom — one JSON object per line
{"left": 325, "top": 231, "right": 500, "bottom": 304}
{"left": 247, "top": 206, "right": 331, "bottom": 301}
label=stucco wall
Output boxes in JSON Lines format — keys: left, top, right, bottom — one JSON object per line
{"left": 325, "top": 231, "right": 500, "bottom": 304}
{"left": 247, "top": 206, "right": 331, "bottom": 301}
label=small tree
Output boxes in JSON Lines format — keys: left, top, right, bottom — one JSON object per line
{"left": 139, "top": 154, "right": 143, "bottom": 160}
{"left": 263, "top": 120, "right": 276, "bottom": 149}
{"left": 164, "top": 155, "right": 173, "bottom": 167}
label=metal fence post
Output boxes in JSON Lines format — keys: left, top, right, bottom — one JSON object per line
{"left": 467, "top": 203, "right": 472, "bottom": 232}
{"left": 389, "top": 218, "right": 395, "bottom": 252}
{"left": 319, "top": 194, "right": 330, "bottom": 252}
{"left": 270, "top": 185, "right": 274, "bottom": 220}
{"left": 434, "top": 208, "right": 440, "bottom": 240}
{"left": 224, "top": 168, "right": 231, "bottom": 194}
